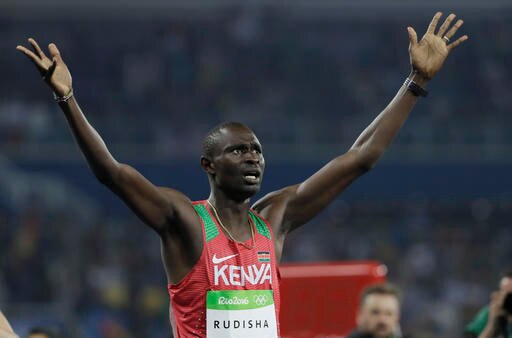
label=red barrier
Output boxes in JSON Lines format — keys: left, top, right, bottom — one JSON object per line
{"left": 279, "top": 261, "right": 387, "bottom": 338}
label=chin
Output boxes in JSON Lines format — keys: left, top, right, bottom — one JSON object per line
{"left": 233, "top": 184, "right": 260, "bottom": 201}
{"left": 223, "top": 180, "right": 262, "bottom": 201}
{"left": 243, "top": 184, "right": 261, "bottom": 196}
{"left": 374, "top": 330, "right": 392, "bottom": 338}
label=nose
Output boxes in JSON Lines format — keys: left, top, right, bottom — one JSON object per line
{"left": 244, "top": 151, "right": 260, "bottom": 164}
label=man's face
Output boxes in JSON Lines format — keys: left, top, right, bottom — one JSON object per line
{"left": 500, "top": 276, "right": 512, "bottom": 291}
{"left": 357, "top": 294, "right": 400, "bottom": 338}
{"left": 208, "top": 126, "right": 265, "bottom": 200}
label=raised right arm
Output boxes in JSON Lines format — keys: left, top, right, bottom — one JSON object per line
{"left": 16, "top": 39, "right": 194, "bottom": 235}
{"left": 59, "top": 96, "right": 185, "bottom": 232}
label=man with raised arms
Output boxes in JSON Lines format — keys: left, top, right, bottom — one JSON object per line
{"left": 16, "top": 12, "right": 467, "bottom": 338}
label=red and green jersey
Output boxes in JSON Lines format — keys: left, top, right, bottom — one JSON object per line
{"left": 168, "top": 200, "right": 281, "bottom": 338}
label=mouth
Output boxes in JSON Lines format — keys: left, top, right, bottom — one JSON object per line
{"left": 242, "top": 170, "right": 261, "bottom": 184}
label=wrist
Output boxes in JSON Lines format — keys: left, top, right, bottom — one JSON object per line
{"left": 404, "top": 72, "right": 429, "bottom": 97}
{"left": 53, "top": 87, "right": 74, "bottom": 103}
{"left": 409, "top": 70, "right": 430, "bottom": 87}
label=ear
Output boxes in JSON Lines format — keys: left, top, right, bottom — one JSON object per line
{"left": 201, "top": 156, "right": 215, "bottom": 174}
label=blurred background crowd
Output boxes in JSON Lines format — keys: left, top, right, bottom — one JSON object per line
{"left": 1, "top": 1, "right": 511, "bottom": 337}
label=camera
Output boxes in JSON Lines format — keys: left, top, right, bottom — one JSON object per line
{"left": 503, "top": 293, "right": 512, "bottom": 314}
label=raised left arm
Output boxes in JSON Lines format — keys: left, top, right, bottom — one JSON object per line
{"left": 254, "top": 12, "right": 468, "bottom": 238}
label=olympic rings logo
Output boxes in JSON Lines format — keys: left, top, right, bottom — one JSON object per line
{"left": 253, "top": 294, "right": 268, "bottom": 306}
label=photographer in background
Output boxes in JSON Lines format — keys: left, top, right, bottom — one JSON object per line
{"left": 465, "top": 270, "right": 512, "bottom": 338}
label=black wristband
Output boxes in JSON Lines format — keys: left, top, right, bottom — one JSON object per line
{"left": 404, "top": 77, "right": 428, "bottom": 97}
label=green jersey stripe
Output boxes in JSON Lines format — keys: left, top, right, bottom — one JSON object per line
{"left": 249, "top": 211, "right": 271, "bottom": 239}
{"left": 194, "top": 204, "right": 220, "bottom": 242}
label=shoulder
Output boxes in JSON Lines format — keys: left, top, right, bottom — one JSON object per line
{"left": 157, "top": 187, "right": 202, "bottom": 231}
{"left": 158, "top": 186, "right": 191, "bottom": 201}
{"left": 251, "top": 186, "right": 298, "bottom": 234}
{"left": 252, "top": 185, "right": 299, "bottom": 213}
{"left": 157, "top": 187, "right": 201, "bottom": 214}
{"left": 465, "top": 305, "right": 489, "bottom": 335}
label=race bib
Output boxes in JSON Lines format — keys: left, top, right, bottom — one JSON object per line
{"left": 206, "top": 290, "right": 278, "bottom": 338}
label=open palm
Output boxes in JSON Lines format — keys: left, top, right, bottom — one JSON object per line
{"left": 408, "top": 12, "right": 468, "bottom": 80}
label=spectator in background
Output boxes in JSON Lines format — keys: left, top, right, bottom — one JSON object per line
{"left": 347, "top": 283, "right": 410, "bottom": 338}
{"left": 465, "top": 270, "right": 512, "bottom": 338}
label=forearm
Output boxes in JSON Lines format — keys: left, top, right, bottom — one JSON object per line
{"left": 477, "top": 324, "right": 497, "bottom": 338}
{"left": 351, "top": 72, "right": 428, "bottom": 168}
{"left": 59, "top": 95, "right": 119, "bottom": 183}
{"left": 275, "top": 74, "right": 429, "bottom": 230}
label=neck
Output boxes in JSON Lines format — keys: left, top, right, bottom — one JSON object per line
{"left": 207, "top": 192, "right": 252, "bottom": 238}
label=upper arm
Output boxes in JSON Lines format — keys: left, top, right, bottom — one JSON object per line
{"left": 255, "top": 148, "right": 370, "bottom": 234}
{"left": 106, "top": 163, "right": 194, "bottom": 234}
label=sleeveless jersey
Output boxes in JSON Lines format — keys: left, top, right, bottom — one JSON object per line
{"left": 168, "top": 200, "right": 281, "bottom": 338}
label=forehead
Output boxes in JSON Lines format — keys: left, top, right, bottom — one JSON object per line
{"left": 500, "top": 276, "right": 511, "bottom": 288}
{"left": 216, "top": 126, "right": 261, "bottom": 149}
{"left": 361, "top": 294, "right": 399, "bottom": 312}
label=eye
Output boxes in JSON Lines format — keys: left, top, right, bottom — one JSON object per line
{"left": 232, "top": 149, "right": 242, "bottom": 155}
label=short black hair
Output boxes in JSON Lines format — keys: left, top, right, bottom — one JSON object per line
{"left": 28, "top": 327, "right": 57, "bottom": 338}
{"left": 201, "top": 121, "right": 251, "bottom": 159}
{"left": 359, "top": 283, "right": 402, "bottom": 306}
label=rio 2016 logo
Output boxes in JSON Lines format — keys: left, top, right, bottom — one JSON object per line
{"left": 218, "top": 296, "right": 249, "bottom": 305}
